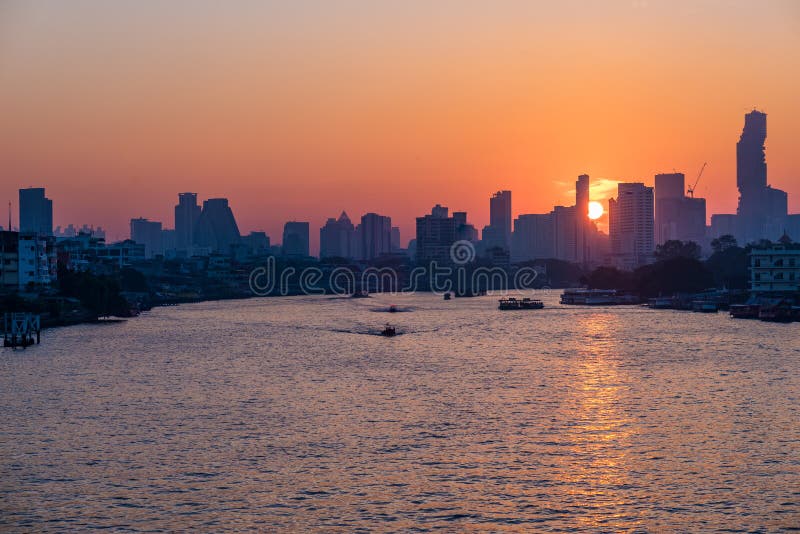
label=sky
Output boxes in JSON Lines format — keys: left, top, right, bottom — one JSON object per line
{"left": 1, "top": 0, "right": 799, "bottom": 251}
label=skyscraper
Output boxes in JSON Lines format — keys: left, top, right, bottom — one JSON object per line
{"left": 174, "top": 193, "right": 201, "bottom": 253}
{"left": 484, "top": 190, "right": 512, "bottom": 251}
{"left": 359, "top": 213, "right": 392, "bottom": 260}
{"left": 416, "top": 205, "right": 457, "bottom": 264}
{"left": 282, "top": 221, "right": 310, "bottom": 257}
{"left": 609, "top": 182, "right": 654, "bottom": 269}
{"left": 512, "top": 213, "right": 554, "bottom": 262}
{"left": 736, "top": 110, "right": 788, "bottom": 243}
{"left": 320, "top": 212, "right": 354, "bottom": 259}
{"left": 19, "top": 187, "right": 53, "bottom": 236}
{"left": 193, "top": 198, "right": 241, "bottom": 254}
{"left": 130, "top": 217, "right": 163, "bottom": 258}
{"left": 575, "top": 174, "right": 590, "bottom": 263}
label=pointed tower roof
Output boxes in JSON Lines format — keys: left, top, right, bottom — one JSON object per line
{"left": 778, "top": 231, "right": 792, "bottom": 245}
{"left": 338, "top": 211, "right": 351, "bottom": 223}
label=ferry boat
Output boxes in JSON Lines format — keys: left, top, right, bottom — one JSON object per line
{"left": 560, "top": 289, "right": 619, "bottom": 305}
{"left": 443, "top": 292, "right": 452, "bottom": 301}
{"left": 498, "top": 297, "right": 544, "bottom": 310}
{"left": 758, "top": 301, "right": 794, "bottom": 323}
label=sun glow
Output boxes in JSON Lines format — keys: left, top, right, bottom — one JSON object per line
{"left": 588, "top": 201, "right": 604, "bottom": 220}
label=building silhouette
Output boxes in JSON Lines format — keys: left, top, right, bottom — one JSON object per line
{"left": 609, "top": 182, "right": 654, "bottom": 269}
{"left": 416, "top": 204, "right": 457, "bottom": 264}
{"left": 512, "top": 213, "right": 554, "bottom": 262}
{"left": 19, "top": 188, "right": 53, "bottom": 236}
{"left": 482, "top": 191, "right": 512, "bottom": 252}
{"left": 359, "top": 213, "right": 392, "bottom": 260}
{"left": 736, "top": 110, "right": 788, "bottom": 243}
{"left": 193, "top": 198, "right": 241, "bottom": 254}
{"left": 654, "top": 172, "right": 706, "bottom": 248}
{"left": 282, "top": 221, "right": 310, "bottom": 257}
{"left": 174, "top": 193, "right": 201, "bottom": 253}
{"left": 130, "top": 217, "right": 163, "bottom": 258}
{"left": 320, "top": 212, "right": 355, "bottom": 259}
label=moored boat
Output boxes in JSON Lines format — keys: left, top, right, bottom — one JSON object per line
{"left": 499, "top": 297, "right": 544, "bottom": 310}
{"left": 691, "top": 300, "right": 718, "bottom": 313}
{"left": 729, "top": 304, "right": 760, "bottom": 319}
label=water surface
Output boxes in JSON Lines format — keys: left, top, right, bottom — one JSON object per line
{"left": 1, "top": 293, "right": 799, "bottom": 531}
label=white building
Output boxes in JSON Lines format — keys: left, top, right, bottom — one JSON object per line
{"left": 749, "top": 234, "right": 800, "bottom": 294}
{"left": 18, "top": 233, "right": 54, "bottom": 289}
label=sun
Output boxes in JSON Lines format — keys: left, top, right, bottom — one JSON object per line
{"left": 588, "top": 201, "right": 604, "bottom": 220}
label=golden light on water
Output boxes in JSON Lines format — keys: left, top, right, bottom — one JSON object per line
{"left": 588, "top": 201, "right": 604, "bottom": 220}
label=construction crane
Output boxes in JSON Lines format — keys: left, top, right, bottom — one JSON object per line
{"left": 687, "top": 162, "right": 707, "bottom": 198}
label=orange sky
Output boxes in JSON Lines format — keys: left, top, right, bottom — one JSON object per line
{"left": 1, "top": 1, "right": 799, "bottom": 250}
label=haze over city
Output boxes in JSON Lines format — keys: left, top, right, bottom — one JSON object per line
{"left": 1, "top": 1, "right": 799, "bottom": 249}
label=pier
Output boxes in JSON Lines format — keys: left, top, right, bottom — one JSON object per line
{"left": 3, "top": 313, "right": 41, "bottom": 348}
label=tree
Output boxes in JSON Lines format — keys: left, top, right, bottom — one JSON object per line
{"left": 704, "top": 244, "right": 748, "bottom": 289}
{"left": 655, "top": 240, "right": 701, "bottom": 261}
{"left": 585, "top": 266, "right": 635, "bottom": 291}
{"left": 711, "top": 234, "right": 738, "bottom": 254}
{"left": 635, "top": 257, "right": 713, "bottom": 297}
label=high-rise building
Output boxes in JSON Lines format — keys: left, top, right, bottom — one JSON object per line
{"left": 130, "top": 217, "right": 163, "bottom": 258}
{"left": 416, "top": 205, "right": 458, "bottom": 264}
{"left": 193, "top": 198, "right": 241, "bottom": 254}
{"left": 512, "top": 213, "right": 554, "bottom": 262}
{"left": 552, "top": 205, "right": 577, "bottom": 262}
{"left": 242, "top": 231, "right": 270, "bottom": 255}
{"left": 736, "top": 110, "right": 788, "bottom": 243}
{"left": 320, "top": 212, "right": 354, "bottom": 259}
{"left": 655, "top": 173, "right": 706, "bottom": 248}
{"left": 282, "top": 221, "right": 310, "bottom": 257}
{"left": 575, "top": 174, "right": 591, "bottom": 263}
{"left": 609, "top": 182, "right": 654, "bottom": 269}
{"left": 174, "top": 193, "right": 201, "bottom": 253}
{"left": 359, "top": 213, "right": 392, "bottom": 260}
{"left": 19, "top": 188, "right": 53, "bottom": 236}
{"left": 390, "top": 227, "right": 401, "bottom": 252}
{"left": 484, "top": 190, "right": 512, "bottom": 251}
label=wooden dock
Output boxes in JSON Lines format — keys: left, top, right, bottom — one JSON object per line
{"left": 3, "top": 313, "right": 41, "bottom": 348}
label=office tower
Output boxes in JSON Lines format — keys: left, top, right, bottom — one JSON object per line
{"left": 19, "top": 188, "right": 53, "bottom": 236}
{"left": 552, "top": 205, "right": 577, "bottom": 262}
{"left": 174, "top": 193, "right": 201, "bottom": 252}
{"left": 609, "top": 182, "right": 654, "bottom": 269}
{"left": 359, "top": 213, "right": 392, "bottom": 260}
{"left": 320, "top": 212, "right": 355, "bottom": 259}
{"left": 193, "top": 198, "right": 241, "bottom": 254}
{"left": 390, "top": 227, "right": 401, "bottom": 252}
{"left": 655, "top": 173, "right": 706, "bottom": 248}
{"left": 130, "top": 218, "right": 163, "bottom": 258}
{"left": 416, "top": 205, "right": 457, "bottom": 264}
{"left": 736, "top": 110, "right": 788, "bottom": 243}
{"left": 282, "top": 221, "right": 310, "bottom": 257}
{"left": 512, "top": 213, "right": 554, "bottom": 262}
{"left": 484, "top": 190, "right": 512, "bottom": 251}
{"left": 575, "top": 174, "right": 590, "bottom": 263}
{"left": 0, "top": 231, "right": 20, "bottom": 288}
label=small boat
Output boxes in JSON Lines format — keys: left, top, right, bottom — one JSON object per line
{"left": 729, "top": 304, "right": 760, "bottom": 319}
{"left": 380, "top": 324, "right": 397, "bottom": 337}
{"left": 388, "top": 305, "right": 398, "bottom": 313}
{"left": 498, "top": 297, "right": 544, "bottom": 310}
{"left": 443, "top": 292, "right": 452, "bottom": 301}
{"left": 759, "top": 302, "right": 794, "bottom": 323}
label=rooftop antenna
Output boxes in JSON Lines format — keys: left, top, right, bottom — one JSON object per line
{"left": 7, "top": 201, "right": 10, "bottom": 230}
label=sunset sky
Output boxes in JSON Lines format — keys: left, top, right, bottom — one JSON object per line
{"left": 1, "top": 1, "right": 798, "bottom": 250}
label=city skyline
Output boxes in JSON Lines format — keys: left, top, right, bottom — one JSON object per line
{"left": 2, "top": 1, "right": 799, "bottom": 248}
